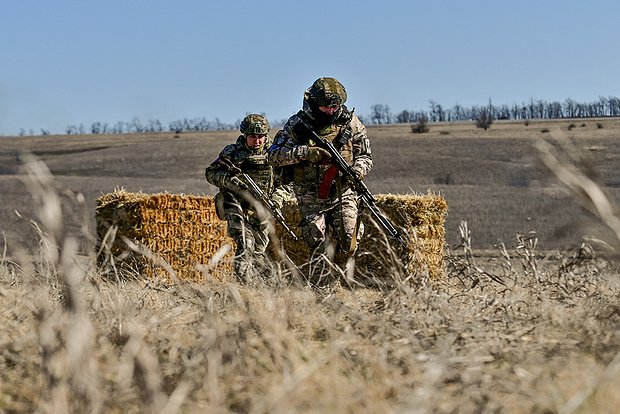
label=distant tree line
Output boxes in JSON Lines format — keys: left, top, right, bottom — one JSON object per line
{"left": 62, "top": 116, "right": 238, "bottom": 136}
{"left": 362, "top": 95, "right": 620, "bottom": 125}
{"left": 12, "top": 95, "right": 620, "bottom": 136}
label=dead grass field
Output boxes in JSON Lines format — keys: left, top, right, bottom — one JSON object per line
{"left": 2, "top": 118, "right": 620, "bottom": 252}
{"left": 1, "top": 119, "right": 620, "bottom": 412}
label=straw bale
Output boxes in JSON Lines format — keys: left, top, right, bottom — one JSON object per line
{"left": 276, "top": 192, "right": 449, "bottom": 282}
{"left": 96, "top": 190, "right": 234, "bottom": 284}
{"left": 366, "top": 193, "right": 448, "bottom": 280}
{"left": 95, "top": 190, "right": 448, "bottom": 285}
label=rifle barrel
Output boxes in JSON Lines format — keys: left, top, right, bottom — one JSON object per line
{"left": 241, "top": 173, "right": 298, "bottom": 241}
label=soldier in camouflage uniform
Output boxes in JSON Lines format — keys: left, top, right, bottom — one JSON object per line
{"left": 205, "top": 114, "right": 291, "bottom": 282}
{"left": 267, "top": 77, "right": 372, "bottom": 281}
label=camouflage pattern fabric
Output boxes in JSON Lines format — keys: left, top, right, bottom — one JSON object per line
{"left": 205, "top": 134, "right": 292, "bottom": 281}
{"left": 240, "top": 113, "right": 270, "bottom": 136}
{"left": 267, "top": 90, "right": 372, "bottom": 267}
{"left": 225, "top": 210, "right": 270, "bottom": 280}
{"left": 309, "top": 77, "right": 348, "bottom": 107}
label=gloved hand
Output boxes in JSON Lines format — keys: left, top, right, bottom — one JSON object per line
{"left": 224, "top": 175, "right": 248, "bottom": 193}
{"left": 352, "top": 166, "right": 364, "bottom": 180}
{"left": 271, "top": 193, "right": 285, "bottom": 211}
{"left": 307, "top": 147, "right": 331, "bottom": 163}
{"left": 345, "top": 166, "right": 364, "bottom": 183}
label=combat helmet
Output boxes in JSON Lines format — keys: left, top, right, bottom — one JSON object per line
{"left": 309, "top": 77, "right": 347, "bottom": 107}
{"left": 240, "top": 114, "right": 270, "bottom": 135}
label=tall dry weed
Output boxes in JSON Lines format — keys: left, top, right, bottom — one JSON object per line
{"left": 1, "top": 150, "right": 620, "bottom": 413}
{"left": 536, "top": 128, "right": 620, "bottom": 254}
{"left": 534, "top": 129, "right": 620, "bottom": 412}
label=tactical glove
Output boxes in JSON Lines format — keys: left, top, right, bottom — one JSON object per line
{"left": 345, "top": 166, "right": 364, "bottom": 184}
{"left": 307, "top": 147, "right": 331, "bottom": 163}
{"left": 271, "top": 193, "right": 285, "bottom": 211}
{"left": 352, "top": 166, "right": 364, "bottom": 180}
{"left": 224, "top": 175, "right": 248, "bottom": 193}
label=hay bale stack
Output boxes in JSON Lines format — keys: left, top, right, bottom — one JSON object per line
{"left": 276, "top": 193, "right": 448, "bottom": 281}
{"left": 96, "top": 190, "right": 234, "bottom": 283}
{"left": 361, "top": 193, "right": 448, "bottom": 280}
{"left": 96, "top": 190, "right": 448, "bottom": 284}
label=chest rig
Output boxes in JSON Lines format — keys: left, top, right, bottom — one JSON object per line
{"left": 293, "top": 110, "right": 354, "bottom": 198}
{"left": 239, "top": 152, "right": 273, "bottom": 194}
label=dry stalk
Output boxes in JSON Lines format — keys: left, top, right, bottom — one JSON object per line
{"left": 357, "top": 211, "right": 411, "bottom": 291}
{"left": 20, "top": 152, "right": 103, "bottom": 413}
{"left": 117, "top": 321, "right": 166, "bottom": 413}
{"left": 16, "top": 153, "right": 190, "bottom": 413}
{"left": 121, "top": 235, "right": 180, "bottom": 285}
{"left": 515, "top": 231, "right": 540, "bottom": 285}
{"left": 536, "top": 131, "right": 620, "bottom": 251}
{"left": 447, "top": 220, "right": 505, "bottom": 289}
{"left": 559, "top": 350, "right": 620, "bottom": 414}
{"left": 535, "top": 128, "right": 620, "bottom": 410}
{"left": 495, "top": 241, "right": 520, "bottom": 286}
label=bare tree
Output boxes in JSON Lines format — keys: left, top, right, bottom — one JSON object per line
{"left": 396, "top": 110, "right": 414, "bottom": 123}
{"left": 146, "top": 119, "right": 163, "bottom": 133}
{"left": 129, "top": 117, "right": 144, "bottom": 133}
{"left": 476, "top": 109, "right": 494, "bottom": 130}
{"left": 91, "top": 122, "right": 102, "bottom": 134}
{"left": 564, "top": 99, "right": 576, "bottom": 118}
{"left": 369, "top": 104, "right": 392, "bottom": 125}
{"left": 428, "top": 100, "right": 438, "bottom": 122}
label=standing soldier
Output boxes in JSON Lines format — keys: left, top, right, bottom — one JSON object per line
{"left": 205, "top": 114, "right": 291, "bottom": 282}
{"left": 267, "top": 77, "right": 372, "bottom": 283}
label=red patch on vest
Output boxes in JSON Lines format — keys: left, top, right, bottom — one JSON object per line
{"left": 319, "top": 164, "right": 339, "bottom": 199}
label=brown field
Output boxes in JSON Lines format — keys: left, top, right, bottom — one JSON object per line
{"left": 1, "top": 119, "right": 620, "bottom": 412}
{"left": 2, "top": 118, "right": 620, "bottom": 252}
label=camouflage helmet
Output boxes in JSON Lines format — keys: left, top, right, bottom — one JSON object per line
{"left": 240, "top": 114, "right": 270, "bottom": 135}
{"left": 309, "top": 77, "right": 347, "bottom": 107}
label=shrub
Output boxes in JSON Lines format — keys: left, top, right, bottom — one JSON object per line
{"left": 434, "top": 173, "right": 455, "bottom": 185}
{"left": 476, "top": 110, "right": 494, "bottom": 130}
{"left": 411, "top": 116, "right": 430, "bottom": 134}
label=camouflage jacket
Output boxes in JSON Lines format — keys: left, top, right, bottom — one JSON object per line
{"left": 267, "top": 100, "right": 372, "bottom": 200}
{"left": 205, "top": 135, "right": 291, "bottom": 213}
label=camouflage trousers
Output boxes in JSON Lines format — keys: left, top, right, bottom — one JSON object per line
{"left": 225, "top": 210, "right": 270, "bottom": 282}
{"left": 297, "top": 191, "right": 364, "bottom": 273}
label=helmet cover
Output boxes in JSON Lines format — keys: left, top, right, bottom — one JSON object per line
{"left": 240, "top": 114, "right": 270, "bottom": 135}
{"left": 309, "top": 77, "right": 347, "bottom": 107}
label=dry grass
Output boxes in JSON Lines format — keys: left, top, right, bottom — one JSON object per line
{"left": 1, "top": 149, "right": 620, "bottom": 413}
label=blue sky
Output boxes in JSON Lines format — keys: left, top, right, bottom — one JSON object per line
{"left": 1, "top": 0, "right": 618, "bottom": 135}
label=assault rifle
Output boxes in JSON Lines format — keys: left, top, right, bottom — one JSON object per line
{"left": 295, "top": 118, "right": 407, "bottom": 246}
{"left": 219, "top": 158, "right": 298, "bottom": 241}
